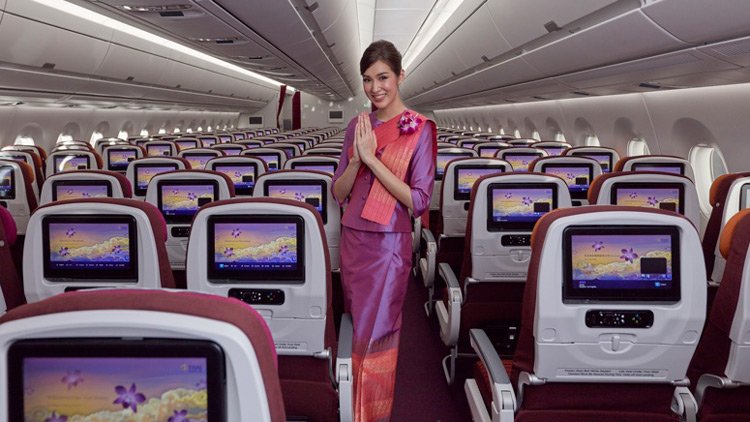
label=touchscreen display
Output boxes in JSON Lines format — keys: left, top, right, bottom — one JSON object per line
{"left": 265, "top": 181, "right": 327, "bottom": 223}
{"left": 490, "top": 187, "right": 554, "bottom": 225}
{"left": 107, "top": 149, "right": 137, "bottom": 171}
{"left": 213, "top": 164, "right": 256, "bottom": 195}
{"left": 0, "top": 165, "right": 15, "bottom": 199}
{"left": 631, "top": 163, "right": 684, "bottom": 175}
{"left": 134, "top": 164, "right": 178, "bottom": 196}
{"left": 54, "top": 156, "right": 89, "bottom": 173}
{"left": 158, "top": 183, "right": 216, "bottom": 221}
{"left": 146, "top": 144, "right": 172, "bottom": 157}
{"left": 454, "top": 166, "right": 505, "bottom": 200}
{"left": 292, "top": 163, "right": 336, "bottom": 175}
{"left": 184, "top": 154, "right": 215, "bottom": 170}
{"left": 541, "top": 165, "right": 592, "bottom": 194}
{"left": 436, "top": 153, "right": 473, "bottom": 180}
{"left": 612, "top": 184, "right": 683, "bottom": 214}
{"left": 53, "top": 182, "right": 110, "bottom": 201}
{"left": 503, "top": 154, "right": 539, "bottom": 172}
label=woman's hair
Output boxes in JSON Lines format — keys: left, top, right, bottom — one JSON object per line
{"left": 360, "top": 40, "right": 402, "bottom": 75}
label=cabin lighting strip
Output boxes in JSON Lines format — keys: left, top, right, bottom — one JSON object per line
{"left": 402, "top": 0, "right": 469, "bottom": 71}
{"left": 34, "top": 0, "right": 295, "bottom": 91}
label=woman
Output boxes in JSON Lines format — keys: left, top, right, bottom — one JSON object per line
{"left": 332, "top": 40, "right": 436, "bottom": 421}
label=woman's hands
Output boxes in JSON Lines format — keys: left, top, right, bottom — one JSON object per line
{"left": 355, "top": 112, "right": 377, "bottom": 166}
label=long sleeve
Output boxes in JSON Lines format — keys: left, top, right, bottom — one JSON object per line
{"left": 407, "top": 122, "right": 436, "bottom": 218}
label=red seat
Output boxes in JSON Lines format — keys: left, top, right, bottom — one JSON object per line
{"left": 0, "top": 206, "right": 23, "bottom": 313}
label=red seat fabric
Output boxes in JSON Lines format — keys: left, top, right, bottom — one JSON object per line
{"left": 0, "top": 206, "right": 23, "bottom": 310}
{"left": 702, "top": 172, "right": 750, "bottom": 279}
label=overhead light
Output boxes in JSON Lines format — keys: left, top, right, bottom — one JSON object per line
{"left": 38, "top": 0, "right": 291, "bottom": 90}
{"left": 402, "top": 0, "right": 469, "bottom": 71}
{"left": 118, "top": 4, "right": 192, "bottom": 13}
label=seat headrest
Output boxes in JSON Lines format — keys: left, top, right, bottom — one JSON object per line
{"left": 720, "top": 209, "right": 750, "bottom": 259}
{"left": 0, "top": 206, "right": 17, "bottom": 246}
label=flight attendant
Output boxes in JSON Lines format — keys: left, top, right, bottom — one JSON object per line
{"left": 332, "top": 40, "right": 436, "bottom": 421}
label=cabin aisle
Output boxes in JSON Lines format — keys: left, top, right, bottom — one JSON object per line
{"left": 392, "top": 275, "right": 470, "bottom": 421}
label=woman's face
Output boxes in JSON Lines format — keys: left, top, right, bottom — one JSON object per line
{"left": 362, "top": 60, "right": 404, "bottom": 111}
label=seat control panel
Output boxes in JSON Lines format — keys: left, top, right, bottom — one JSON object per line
{"left": 501, "top": 234, "right": 531, "bottom": 246}
{"left": 585, "top": 310, "right": 653, "bottom": 328}
{"left": 229, "top": 288, "right": 285, "bottom": 305}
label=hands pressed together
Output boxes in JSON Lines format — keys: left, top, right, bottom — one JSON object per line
{"left": 353, "top": 112, "right": 377, "bottom": 167}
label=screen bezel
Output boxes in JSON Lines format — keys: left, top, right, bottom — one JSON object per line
{"left": 42, "top": 214, "right": 138, "bottom": 282}
{"left": 51, "top": 180, "right": 113, "bottom": 201}
{"left": 263, "top": 179, "right": 328, "bottom": 224}
{"left": 0, "top": 165, "right": 16, "bottom": 200}
{"left": 146, "top": 143, "right": 173, "bottom": 157}
{"left": 53, "top": 154, "right": 90, "bottom": 174}
{"left": 290, "top": 161, "right": 338, "bottom": 175}
{"left": 609, "top": 182, "right": 686, "bottom": 215}
{"left": 8, "top": 338, "right": 226, "bottom": 422}
{"left": 212, "top": 163, "right": 258, "bottom": 196}
{"left": 631, "top": 162, "right": 685, "bottom": 175}
{"left": 486, "top": 182, "right": 558, "bottom": 232}
{"left": 562, "top": 225, "right": 681, "bottom": 303}
{"left": 452, "top": 164, "right": 506, "bottom": 201}
{"left": 156, "top": 179, "right": 219, "bottom": 224}
{"left": 740, "top": 183, "right": 750, "bottom": 212}
{"left": 106, "top": 148, "right": 138, "bottom": 171}
{"left": 206, "top": 214, "right": 306, "bottom": 283}
{"left": 539, "top": 162, "right": 594, "bottom": 199}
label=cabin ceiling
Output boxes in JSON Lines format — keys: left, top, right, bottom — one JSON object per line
{"left": 4, "top": 0, "right": 750, "bottom": 112}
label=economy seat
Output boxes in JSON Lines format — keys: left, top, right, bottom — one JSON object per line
{"left": 564, "top": 146, "right": 621, "bottom": 173}
{"left": 589, "top": 171, "right": 701, "bottom": 229}
{"left": 688, "top": 209, "right": 750, "bottom": 421}
{"left": 533, "top": 141, "right": 572, "bottom": 156}
{"left": 0, "top": 149, "right": 45, "bottom": 193}
{"left": 529, "top": 156, "right": 603, "bottom": 206}
{"left": 143, "top": 140, "right": 178, "bottom": 157}
{"left": 144, "top": 169, "right": 234, "bottom": 271}
{"left": 211, "top": 142, "right": 247, "bottom": 156}
{"left": 495, "top": 148, "right": 547, "bottom": 172}
{"left": 207, "top": 156, "right": 267, "bottom": 197}
{"left": 0, "top": 288, "right": 285, "bottom": 421}
{"left": 125, "top": 156, "right": 189, "bottom": 200}
{"left": 46, "top": 150, "right": 102, "bottom": 175}
{"left": 436, "top": 172, "right": 571, "bottom": 384}
{"left": 39, "top": 169, "right": 132, "bottom": 205}
{"left": 185, "top": 198, "right": 354, "bottom": 422}
{"left": 102, "top": 144, "right": 145, "bottom": 173}
{"left": 0, "top": 159, "right": 38, "bottom": 235}
{"left": 0, "top": 206, "right": 23, "bottom": 314}
{"left": 242, "top": 147, "right": 287, "bottom": 172}
{"left": 615, "top": 155, "right": 695, "bottom": 181}
{"left": 465, "top": 207, "right": 705, "bottom": 422}
{"left": 23, "top": 198, "right": 175, "bottom": 303}
{"left": 284, "top": 155, "right": 339, "bottom": 176}
{"left": 177, "top": 147, "right": 225, "bottom": 170}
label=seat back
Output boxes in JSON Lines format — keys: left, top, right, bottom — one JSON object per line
{"left": 0, "top": 160, "right": 38, "bottom": 235}
{"left": 615, "top": 155, "right": 695, "bottom": 181}
{"left": 186, "top": 198, "right": 331, "bottom": 357}
{"left": 254, "top": 170, "right": 341, "bottom": 270}
{"left": 534, "top": 141, "right": 572, "bottom": 156}
{"left": 458, "top": 138, "right": 481, "bottom": 149}
{"left": 513, "top": 207, "right": 705, "bottom": 387}
{"left": 212, "top": 143, "right": 247, "bottom": 156}
{"left": 217, "top": 133, "right": 235, "bottom": 143}
{"left": 589, "top": 171, "right": 701, "bottom": 229}
{"left": 198, "top": 135, "right": 219, "bottom": 147}
{"left": 143, "top": 140, "right": 178, "bottom": 157}
{"left": 0, "top": 150, "right": 44, "bottom": 194}
{"left": 687, "top": 210, "right": 750, "bottom": 417}
{"left": 465, "top": 173, "right": 572, "bottom": 283}
{"left": 270, "top": 143, "right": 303, "bottom": 159}
{"left": 496, "top": 147, "right": 547, "bottom": 172}
{"left": 94, "top": 138, "right": 129, "bottom": 156}
{"left": 0, "top": 206, "right": 22, "bottom": 313}
{"left": 440, "top": 158, "right": 510, "bottom": 237}
{"left": 40, "top": 170, "right": 132, "bottom": 205}
{"left": 145, "top": 170, "right": 234, "bottom": 269}
{"left": 23, "top": 198, "right": 175, "bottom": 302}
{"left": 432, "top": 147, "right": 477, "bottom": 212}
{"left": 0, "top": 289, "right": 285, "bottom": 422}
{"left": 2, "top": 145, "right": 47, "bottom": 163}
{"left": 284, "top": 155, "right": 339, "bottom": 176}
{"left": 125, "top": 157, "right": 189, "bottom": 199}
{"left": 506, "top": 139, "right": 538, "bottom": 146}
{"left": 242, "top": 148, "right": 287, "bottom": 172}
{"left": 303, "top": 147, "right": 341, "bottom": 156}
{"left": 565, "top": 146, "right": 621, "bottom": 173}
{"left": 178, "top": 148, "right": 225, "bottom": 170}
{"left": 46, "top": 150, "right": 101, "bottom": 175}
{"left": 530, "top": 156, "right": 603, "bottom": 205}
{"left": 206, "top": 156, "right": 266, "bottom": 197}
{"left": 102, "top": 144, "right": 144, "bottom": 173}
{"left": 703, "top": 172, "right": 750, "bottom": 282}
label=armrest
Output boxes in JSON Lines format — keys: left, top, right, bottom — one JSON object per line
{"left": 470, "top": 328, "right": 517, "bottom": 421}
{"left": 336, "top": 313, "right": 354, "bottom": 422}
{"left": 694, "top": 373, "right": 742, "bottom": 408}
{"left": 437, "top": 262, "right": 462, "bottom": 346}
{"left": 671, "top": 386, "right": 697, "bottom": 422}
{"left": 419, "top": 228, "right": 437, "bottom": 288}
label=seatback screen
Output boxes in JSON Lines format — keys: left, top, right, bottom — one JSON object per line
{"left": 0, "top": 165, "right": 15, "bottom": 199}
{"left": 42, "top": 215, "right": 137, "bottom": 282}
{"left": 212, "top": 163, "right": 257, "bottom": 195}
{"left": 8, "top": 339, "right": 225, "bottom": 422}
{"left": 291, "top": 162, "right": 337, "bottom": 176}
{"left": 246, "top": 153, "right": 280, "bottom": 171}
{"left": 502, "top": 153, "right": 541, "bottom": 172}
{"left": 435, "top": 153, "right": 473, "bottom": 180}
{"left": 207, "top": 215, "right": 305, "bottom": 283}
{"left": 611, "top": 182, "right": 684, "bottom": 214}
{"left": 175, "top": 140, "right": 198, "bottom": 151}
{"left": 107, "top": 149, "right": 137, "bottom": 171}
{"left": 540, "top": 164, "right": 593, "bottom": 199}
{"left": 453, "top": 165, "right": 506, "bottom": 201}
{"left": 572, "top": 152, "right": 612, "bottom": 173}
{"left": 487, "top": 184, "right": 556, "bottom": 231}
{"left": 199, "top": 137, "right": 218, "bottom": 147}
{"left": 741, "top": 183, "right": 750, "bottom": 211}
{"left": 157, "top": 180, "right": 218, "bottom": 223}
{"left": 183, "top": 153, "right": 216, "bottom": 170}
{"left": 539, "top": 146, "right": 567, "bottom": 156}
{"left": 219, "top": 135, "right": 232, "bottom": 143}
{"left": 264, "top": 179, "right": 327, "bottom": 224}
{"left": 52, "top": 180, "right": 111, "bottom": 201}
{"left": 631, "top": 162, "right": 684, "bottom": 175}
{"left": 146, "top": 144, "right": 172, "bottom": 157}
{"left": 133, "top": 163, "right": 178, "bottom": 196}
{"left": 217, "top": 147, "right": 242, "bottom": 156}
{"left": 563, "top": 226, "right": 680, "bottom": 302}
{"left": 54, "top": 155, "right": 90, "bottom": 173}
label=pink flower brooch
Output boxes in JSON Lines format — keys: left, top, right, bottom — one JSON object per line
{"left": 397, "top": 111, "right": 422, "bottom": 135}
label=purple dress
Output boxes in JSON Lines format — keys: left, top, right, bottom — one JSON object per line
{"left": 332, "top": 112, "right": 435, "bottom": 421}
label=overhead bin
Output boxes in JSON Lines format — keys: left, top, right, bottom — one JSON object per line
{"left": 448, "top": 6, "right": 511, "bottom": 69}
{"left": 522, "top": 9, "right": 685, "bottom": 78}
{"left": 96, "top": 44, "right": 170, "bottom": 87}
{"left": 0, "top": 65, "right": 90, "bottom": 96}
{"left": 700, "top": 36, "right": 750, "bottom": 68}
{"left": 642, "top": 0, "right": 750, "bottom": 45}
{"left": 487, "top": 0, "right": 622, "bottom": 50}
